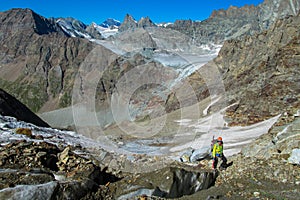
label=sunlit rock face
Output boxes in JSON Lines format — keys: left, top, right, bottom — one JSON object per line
{"left": 215, "top": 13, "right": 300, "bottom": 126}
{"left": 168, "top": 0, "right": 300, "bottom": 45}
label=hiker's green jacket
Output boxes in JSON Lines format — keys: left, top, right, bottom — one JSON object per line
{"left": 212, "top": 142, "right": 223, "bottom": 157}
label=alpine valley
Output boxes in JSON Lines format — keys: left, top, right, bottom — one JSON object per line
{"left": 0, "top": 0, "right": 299, "bottom": 199}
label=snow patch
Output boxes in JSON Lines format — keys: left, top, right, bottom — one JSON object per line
{"left": 288, "top": 149, "right": 300, "bottom": 165}
{"left": 203, "top": 96, "right": 221, "bottom": 116}
{"left": 157, "top": 22, "right": 173, "bottom": 27}
{"left": 174, "top": 119, "right": 192, "bottom": 126}
{"left": 273, "top": 124, "right": 291, "bottom": 142}
{"left": 170, "top": 113, "right": 280, "bottom": 157}
{"left": 0, "top": 115, "right": 104, "bottom": 153}
{"left": 92, "top": 23, "right": 119, "bottom": 38}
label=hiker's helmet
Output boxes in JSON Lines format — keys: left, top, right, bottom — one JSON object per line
{"left": 217, "top": 137, "right": 223, "bottom": 142}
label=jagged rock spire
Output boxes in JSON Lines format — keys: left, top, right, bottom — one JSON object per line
{"left": 137, "top": 16, "right": 156, "bottom": 28}
{"left": 119, "top": 14, "right": 137, "bottom": 32}
{"left": 119, "top": 14, "right": 156, "bottom": 32}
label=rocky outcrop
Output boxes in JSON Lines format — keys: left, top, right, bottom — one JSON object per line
{"left": 119, "top": 14, "right": 156, "bottom": 32}
{"left": 118, "top": 14, "right": 138, "bottom": 32}
{"left": 137, "top": 16, "right": 156, "bottom": 29}
{"left": 0, "top": 88, "right": 49, "bottom": 127}
{"left": 242, "top": 114, "right": 300, "bottom": 161}
{"left": 204, "top": 115, "right": 300, "bottom": 199}
{"left": 0, "top": 114, "right": 119, "bottom": 199}
{"left": 216, "top": 13, "right": 300, "bottom": 125}
{"left": 113, "top": 164, "right": 217, "bottom": 199}
{"left": 0, "top": 140, "right": 120, "bottom": 199}
{"left": 85, "top": 23, "right": 103, "bottom": 39}
{"left": 112, "top": 28, "right": 158, "bottom": 51}
{"left": 258, "top": 0, "right": 300, "bottom": 30}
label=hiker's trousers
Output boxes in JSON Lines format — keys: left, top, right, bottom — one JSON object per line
{"left": 213, "top": 154, "right": 227, "bottom": 169}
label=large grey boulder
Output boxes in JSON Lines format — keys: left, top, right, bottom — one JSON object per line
{"left": 0, "top": 182, "right": 58, "bottom": 200}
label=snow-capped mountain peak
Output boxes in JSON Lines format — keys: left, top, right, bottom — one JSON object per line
{"left": 56, "top": 17, "right": 92, "bottom": 39}
{"left": 89, "top": 21, "right": 119, "bottom": 38}
{"left": 100, "top": 18, "right": 121, "bottom": 28}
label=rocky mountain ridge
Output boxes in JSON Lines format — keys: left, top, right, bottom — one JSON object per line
{"left": 0, "top": 8, "right": 65, "bottom": 36}
{"left": 168, "top": 0, "right": 300, "bottom": 44}
{"left": 0, "top": 8, "right": 96, "bottom": 112}
{"left": 118, "top": 14, "right": 156, "bottom": 32}
{"left": 50, "top": 0, "right": 299, "bottom": 44}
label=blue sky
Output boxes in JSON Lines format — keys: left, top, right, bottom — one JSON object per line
{"left": 1, "top": 0, "right": 264, "bottom": 24}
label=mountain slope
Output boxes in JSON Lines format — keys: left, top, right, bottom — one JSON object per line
{"left": 0, "top": 88, "right": 49, "bottom": 127}
{"left": 217, "top": 12, "right": 300, "bottom": 125}
{"left": 174, "top": 12, "right": 300, "bottom": 127}
{"left": 0, "top": 8, "right": 96, "bottom": 112}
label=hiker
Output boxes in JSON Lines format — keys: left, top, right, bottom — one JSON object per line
{"left": 212, "top": 136, "right": 227, "bottom": 169}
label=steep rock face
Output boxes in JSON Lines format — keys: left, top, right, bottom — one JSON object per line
{"left": 0, "top": 88, "right": 49, "bottom": 127}
{"left": 119, "top": 14, "right": 156, "bottom": 32}
{"left": 94, "top": 52, "right": 177, "bottom": 124}
{"left": 137, "top": 16, "right": 156, "bottom": 29}
{"left": 258, "top": 0, "right": 300, "bottom": 29}
{"left": 85, "top": 24, "right": 103, "bottom": 39}
{"left": 0, "top": 8, "right": 96, "bottom": 112}
{"left": 0, "top": 8, "right": 64, "bottom": 36}
{"left": 118, "top": 14, "right": 138, "bottom": 32}
{"left": 216, "top": 13, "right": 300, "bottom": 125}
{"left": 168, "top": 0, "right": 300, "bottom": 44}
{"left": 113, "top": 165, "right": 217, "bottom": 199}
{"left": 55, "top": 17, "right": 93, "bottom": 39}
{"left": 169, "top": 5, "right": 259, "bottom": 44}
{"left": 112, "top": 28, "right": 158, "bottom": 51}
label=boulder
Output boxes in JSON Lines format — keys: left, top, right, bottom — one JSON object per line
{"left": 114, "top": 165, "right": 217, "bottom": 199}
{"left": 180, "top": 147, "right": 210, "bottom": 163}
{"left": 0, "top": 181, "right": 58, "bottom": 200}
{"left": 190, "top": 148, "right": 211, "bottom": 163}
